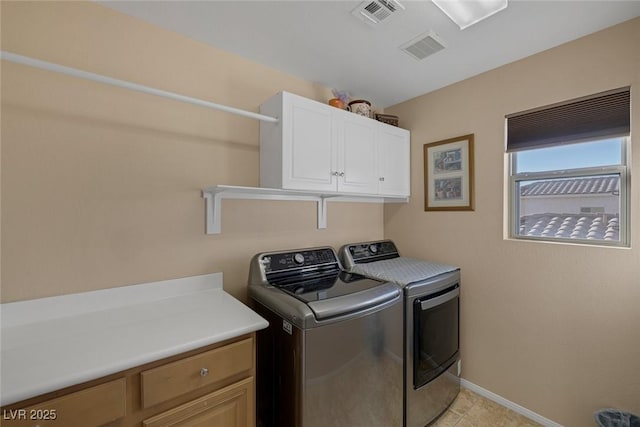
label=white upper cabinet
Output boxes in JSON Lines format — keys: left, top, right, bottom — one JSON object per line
{"left": 336, "top": 112, "right": 380, "bottom": 194}
{"left": 260, "top": 91, "right": 410, "bottom": 197}
{"left": 261, "top": 92, "right": 336, "bottom": 192}
{"left": 377, "top": 124, "right": 411, "bottom": 196}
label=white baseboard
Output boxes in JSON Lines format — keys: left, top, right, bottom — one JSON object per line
{"left": 460, "top": 379, "right": 563, "bottom": 427}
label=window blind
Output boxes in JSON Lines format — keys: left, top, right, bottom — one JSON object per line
{"left": 506, "top": 87, "right": 630, "bottom": 152}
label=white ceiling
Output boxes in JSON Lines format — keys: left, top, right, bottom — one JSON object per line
{"left": 100, "top": 0, "right": 640, "bottom": 108}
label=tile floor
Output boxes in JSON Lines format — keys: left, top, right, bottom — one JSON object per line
{"left": 430, "top": 388, "right": 542, "bottom": 427}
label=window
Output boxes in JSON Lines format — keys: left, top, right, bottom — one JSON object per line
{"left": 507, "top": 88, "right": 630, "bottom": 246}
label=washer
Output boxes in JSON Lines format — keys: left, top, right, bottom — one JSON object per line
{"left": 248, "top": 246, "right": 403, "bottom": 427}
{"left": 339, "top": 240, "right": 461, "bottom": 427}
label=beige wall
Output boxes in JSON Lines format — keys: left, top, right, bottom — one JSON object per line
{"left": 0, "top": 1, "right": 383, "bottom": 303}
{"left": 385, "top": 18, "right": 640, "bottom": 427}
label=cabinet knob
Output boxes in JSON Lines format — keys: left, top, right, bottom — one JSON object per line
{"left": 338, "top": 172, "right": 345, "bottom": 177}
{"left": 200, "top": 368, "right": 209, "bottom": 377}
{"left": 379, "top": 177, "right": 385, "bottom": 181}
{"left": 331, "top": 171, "right": 339, "bottom": 176}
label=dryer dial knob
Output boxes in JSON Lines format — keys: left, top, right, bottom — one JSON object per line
{"left": 293, "top": 253, "right": 305, "bottom": 265}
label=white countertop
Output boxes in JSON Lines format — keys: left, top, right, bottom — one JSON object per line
{"left": 0, "top": 273, "right": 268, "bottom": 406}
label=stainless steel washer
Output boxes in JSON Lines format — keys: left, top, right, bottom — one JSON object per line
{"left": 339, "top": 240, "right": 461, "bottom": 427}
{"left": 248, "top": 246, "right": 403, "bottom": 427}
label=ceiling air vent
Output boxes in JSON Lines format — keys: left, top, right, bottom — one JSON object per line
{"left": 400, "top": 31, "right": 446, "bottom": 61}
{"left": 351, "top": 0, "right": 404, "bottom": 25}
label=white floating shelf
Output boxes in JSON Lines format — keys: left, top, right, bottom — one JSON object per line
{"left": 201, "top": 185, "right": 409, "bottom": 234}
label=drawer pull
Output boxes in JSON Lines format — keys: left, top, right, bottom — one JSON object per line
{"left": 200, "top": 368, "right": 209, "bottom": 377}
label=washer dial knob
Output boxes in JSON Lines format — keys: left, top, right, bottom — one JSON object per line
{"left": 368, "top": 244, "right": 378, "bottom": 254}
{"left": 293, "top": 253, "right": 305, "bottom": 265}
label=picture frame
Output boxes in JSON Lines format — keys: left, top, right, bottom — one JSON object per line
{"left": 424, "top": 134, "right": 475, "bottom": 211}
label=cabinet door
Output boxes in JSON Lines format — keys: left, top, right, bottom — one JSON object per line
{"left": 336, "top": 112, "right": 379, "bottom": 194}
{"left": 282, "top": 95, "right": 336, "bottom": 191}
{"left": 143, "top": 377, "right": 253, "bottom": 427}
{"left": 0, "top": 379, "right": 126, "bottom": 427}
{"left": 377, "top": 125, "right": 410, "bottom": 196}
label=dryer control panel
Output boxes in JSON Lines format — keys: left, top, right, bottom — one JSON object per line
{"left": 340, "top": 240, "right": 399, "bottom": 268}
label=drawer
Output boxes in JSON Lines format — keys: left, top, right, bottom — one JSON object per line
{"left": 141, "top": 337, "right": 253, "bottom": 408}
{"left": 1, "top": 378, "right": 126, "bottom": 427}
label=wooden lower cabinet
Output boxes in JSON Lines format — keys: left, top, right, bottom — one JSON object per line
{"left": 143, "top": 377, "right": 253, "bottom": 427}
{"left": 0, "top": 334, "right": 256, "bottom": 427}
{"left": 0, "top": 379, "right": 126, "bottom": 427}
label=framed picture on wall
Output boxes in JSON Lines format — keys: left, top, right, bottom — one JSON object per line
{"left": 424, "top": 134, "right": 475, "bottom": 211}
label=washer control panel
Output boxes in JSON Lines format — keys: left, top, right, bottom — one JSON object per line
{"left": 262, "top": 248, "right": 337, "bottom": 273}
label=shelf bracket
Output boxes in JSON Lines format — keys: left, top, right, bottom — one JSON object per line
{"left": 317, "top": 197, "right": 328, "bottom": 230}
{"left": 203, "top": 191, "right": 223, "bottom": 235}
